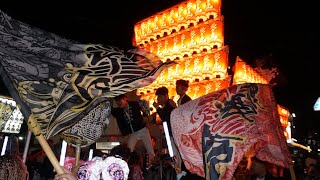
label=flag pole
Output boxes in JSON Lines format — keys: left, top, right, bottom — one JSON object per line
{"left": 289, "top": 164, "right": 296, "bottom": 180}
{"left": 75, "top": 144, "right": 81, "bottom": 166}
{"left": 28, "top": 114, "right": 64, "bottom": 175}
{"left": 22, "top": 130, "right": 32, "bottom": 163}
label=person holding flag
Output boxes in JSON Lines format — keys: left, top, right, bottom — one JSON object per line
{"left": 152, "top": 86, "right": 184, "bottom": 172}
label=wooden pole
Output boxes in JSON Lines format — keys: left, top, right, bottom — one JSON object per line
{"left": 75, "top": 145, "right": 81, "bottom": 166}
{"left": 289, "top": 164, "right": 296, "bottom": 180}
{"left": 28, "top": 114, "right": 64, "bottom": 175}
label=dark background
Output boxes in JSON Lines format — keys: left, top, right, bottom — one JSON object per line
{"left": 1, "top": 0, "right": 320, "bottom": 142}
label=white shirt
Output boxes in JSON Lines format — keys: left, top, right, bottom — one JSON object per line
{"left": 177, "top": 94, "right": 186, "bottom": 106}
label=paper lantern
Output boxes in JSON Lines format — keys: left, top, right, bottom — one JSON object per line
{"left": 134, "top": 0, "right": 221, "bottom": 45}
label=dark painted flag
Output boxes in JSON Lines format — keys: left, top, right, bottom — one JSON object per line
{"left": 0, "top": 10, "right": 175, "bottom": 147}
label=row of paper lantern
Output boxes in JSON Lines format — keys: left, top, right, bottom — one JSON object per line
{"left": 0, "top": 97, "right": 24, "bottom": 133}
{"left": 233, "top": 57, "right": 269, "bottom": 85}
{"left": 137, "top": 46, "right": 229, "bottom": 96}
{"left": 0, "top": 100, "right": 24, "bottom": 123}
{"left": 134, "top": 0, "right": 221, "bottom": 45}
{"left": 142, "top": 19, "right": 224, "bottom": 61}
{"left": 0, "top": 122, "right": 22, "bottom": 134}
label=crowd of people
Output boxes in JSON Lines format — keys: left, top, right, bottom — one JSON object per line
{"left": 2, "top": 144, "right": 320, "bottom": 180}
{"left": 1, "top": 79, "right": 319, "bottom": 179}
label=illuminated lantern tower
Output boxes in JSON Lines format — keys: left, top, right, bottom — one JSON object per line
{"left": 132, "top": 0, "right": 293, "bottom": 144}
{"left": 134, "top": 0, "right": 230, "bottom": 110}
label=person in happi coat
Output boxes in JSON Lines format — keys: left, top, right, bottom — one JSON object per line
{"left": 111, "top": 94, "right": 156, "bottom": 162}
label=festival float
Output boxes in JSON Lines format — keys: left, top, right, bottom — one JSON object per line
{"left": 129, "top": 1, "right": 310, "bottom": 178}
{"left": 0, "top": 1, "right": 310, "bottom": 178}
{"left": 131, "top": 0, "right": 294, "bottom": 145}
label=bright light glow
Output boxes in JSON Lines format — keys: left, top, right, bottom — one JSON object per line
{"left": 1, "top": 136, "right": 9, "bottom": 156}
{"left": 307, "top": 146, "right": 311, "bottom": 153}
{"left": 285, "top": 122, "right": 292, "bottom": 142}
{"left": 18, "top": 136, "right": 23, "bottom": 140}
{"left": 111, "top": 142, "right": 120, "bottom": 146}
{"left": 88, "top": 149, "right": 93, "bottom": 161}
{"left": 314, "top": 97, "right": 320, "bottom": 111}
{"left": 292, "top": 113, "right": 296, "bottom": 117}
{"left": 163, "top": 121, "right": 174, "bottom": 157}
{"left": 59, "top": 140, "right": 67, "bottom": 166}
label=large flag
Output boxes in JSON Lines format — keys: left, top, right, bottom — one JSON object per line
{"left": 0, "top": 10, "right": 174, "bottom": 147}
{"left": 171, "top": 83, "right": 291, "bottom": 179}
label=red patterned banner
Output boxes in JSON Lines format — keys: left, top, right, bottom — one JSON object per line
{"left": 171, "top": 83, "right": 291, "bottom": 179}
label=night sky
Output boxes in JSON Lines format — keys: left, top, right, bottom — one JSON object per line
{"left": 1, "top": 1, "right": 320, "bottom": 142}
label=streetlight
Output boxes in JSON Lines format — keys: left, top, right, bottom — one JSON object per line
{"left": 314, "top": 97, "right": 320, "bottom": 111}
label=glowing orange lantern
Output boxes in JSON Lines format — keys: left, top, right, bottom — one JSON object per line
{"left": 133, "top": 0, "right": 221, "bottom": 45}
{"left": 211, "top": 46, "right": 228, "bottom": 79}
{"left": 277, "top": 105, "right": 289, "bottom": 128}
{"left": 233, "top": 56, "right": 268, "bottom": 85}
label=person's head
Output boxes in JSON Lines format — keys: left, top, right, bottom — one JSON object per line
{"left": 0, "top": 154, "right": 28, "bottom": 180}
{"left": 160, "top": 153, "right": 174, "bottom": 165}
{"left": 114, "top": 94, "right": 128, "bottom": 108}
{"left": 110, "top": 144, "right": 131, "bottom": 162}
{"left": 250, "top": 157, "right": 267, "bottom": 177}
{"left": 305, "top": 156, "right": 317, "bottom": 167}
{"left": 155, "top": 86, "right": 169, "bottom": 106}
{"left": 307, "top": 162, "right": 320, "bottom": 176}
{"left": 176, "top": 79, "right": 189, "bottom": 96}
{"left": 305, "top": 157, "right": 318, "bottom": 175}
{"left": 128, "top": 151, "right": 142, "bottom": 166}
